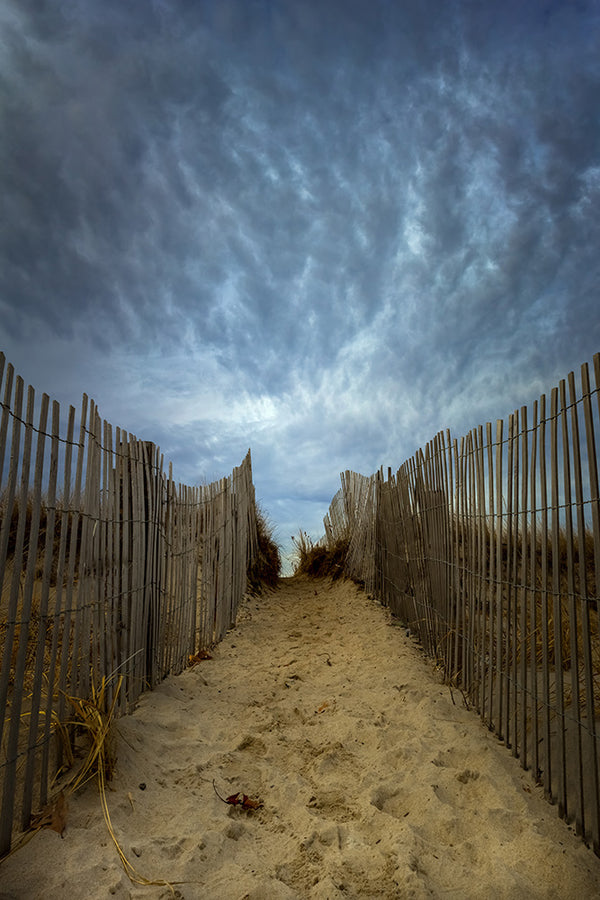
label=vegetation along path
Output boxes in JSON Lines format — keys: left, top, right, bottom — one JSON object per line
{"left": 2, "top": 576, "right": 599, "bottom": 899}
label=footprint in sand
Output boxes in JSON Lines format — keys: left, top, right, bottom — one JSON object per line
{"left": 307, "top": 789, "right": 357, "bottom": 822}
{"left": 236, "top": 735, "right": 267, "bottom": 754}
{"left": 224, "top": 820, "right": 246, "bottom": 841}
{"left": 370, "top": 781, "right": 401, "bottom": 814}
{"left": 456, "top": 768, "right": 480, "bottom": 784}
{"left": 309, "top": 742, "right": 357, "bottom": 777}
{"left": 430, "top": 747, "right": 465, "bottom": 769}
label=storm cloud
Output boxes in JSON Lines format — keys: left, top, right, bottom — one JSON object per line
{"left": 2, "top": 0, "right": 600, "bottom": 569}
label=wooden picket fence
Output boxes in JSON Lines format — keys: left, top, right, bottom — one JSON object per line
{"left": 0, "top": 352, "right": 258, "bottom": 857}
{"left": 326, "top": 352, "right": 600, "bottom": 855}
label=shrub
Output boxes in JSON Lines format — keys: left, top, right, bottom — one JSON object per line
{"left": 292, "top": 530, "right": 349, "bottom": 580}
{"left": 247, "top": 505, "right": 281, "bottom": 593}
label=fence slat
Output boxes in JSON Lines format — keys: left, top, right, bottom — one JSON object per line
{"left": 40, "top": 403, "right": 76, "bottom": 801}
{"left": 0, "top": 374, "right": 24, "bottom": 757}
{"left": 0, "top": 380, "right": 34, "bottom": 855}
{"left": 22, "top": 399, "right": 60, "bottom": 825}
{"left": 580, "top": 362, "right": 600, "bottom": 853}
{"left": 529, "top": 400, "right": 540, "bottom": 781}
{"left": 485, "top": 421, "right": 495, "bottom": 728}
{"left": 2, "top": 389, "right": 49, "bottom": 843}
{"left": 560, "top": 376, "right": 584, "bottom": 833}
{"left": 538, "top": 392, "right": 552, "bottom": 802}
{"left": 60, "top": 394, "right": 88, "bottom": 734}
{"left": 551, "top": 386, "right": 567, "bottom": 816}
{"left": 0, "top": 358, "right": 13, "bottom": 490}
{"left": 495, "top": 418, "right": 504, "bottom": 740}
{"left": 474, "top": 424, "right": 487, "bottom": 723}
{"left": 506, "top": 410, "right": 516, "bottom": 753}
{"left": 519, "top": 405, "right": 529, "bottom": 769}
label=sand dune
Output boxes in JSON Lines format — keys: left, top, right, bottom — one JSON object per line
{"left": 1, "top": 575, "right": 599, "bottom": 899}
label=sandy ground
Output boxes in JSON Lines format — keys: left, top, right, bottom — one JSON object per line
{"left": 1, "top": 575, "right": 600, "bottom": 899}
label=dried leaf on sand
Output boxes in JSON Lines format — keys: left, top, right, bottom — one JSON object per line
{"left": 213, "top": 780, "right": 263, "bottom": 811}
{"left": 188, "top": 650, "right": 213, "bottom": 665}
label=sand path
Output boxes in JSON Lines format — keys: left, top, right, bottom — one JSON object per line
{"left": 1, "top": 575, "right": 599, "bottom": 899}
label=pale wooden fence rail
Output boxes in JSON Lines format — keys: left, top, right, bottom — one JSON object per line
{"left": 0, "top": 353, "right": 258, "bottom": 857}
{"left": 325, "top": 352, "right": 600, "bottom": 856}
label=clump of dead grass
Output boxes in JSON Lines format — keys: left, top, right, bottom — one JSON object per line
{"left": 18, "top": 674, "right": 184, "bottom": 889}
{"left": 292, "top": 531, "right": 349, "bottom": 580}
{"left": 247, "top": 505, "right": 281, "bottom": 593}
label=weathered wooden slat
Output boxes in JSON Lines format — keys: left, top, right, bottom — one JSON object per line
{"left": 580, "top": 361, "right": 600, "bottom": 853}
{"left": 458, "top": 433, "right": 467, "bottom": 690}
{"left": 435, "top": 431, "right": 450, "bottom": 666}
{"left": 519, "top": 405, "right": 529, "bottom": 768}
{"left": 446, "top": 438, "right": 456, "bottom": 683}
{"left": 103, "top": 421, "right": 115, "bottom": 703}
{"left": 130, "top": 437, "right": 147, "bottom": 699}
{"left": 116, "top": 430, "right": 132, "bottom": 711}
{"left": 551, "top": 385, "right": 567, "bottom": 816}
{"left": 474, "top": 424, "right": 487, "bottom": 722}
{"left": 60, "top": 394, "right": 88, "bottom": 729}
{"left": 560, "top": 376, "right": 583, "bottom": 833}
{"left": 505, "top": 410, "right": 516, "bottom": 752}
{"left": 566, "top": 371, "right": 587, "bottom": 837}
{"left": 150, "top": 445, "right": 164, "bottom": 685}
{"left": 22, "top": 399, "right": 60, "bottom": 822}
{"left": 443, "top": 435, "right": 454, "bottom": 679}
{"left": 86, "top": 403, "right": 102, "bottom": 696}
{"left": 173, "top": 472, "right": 182, "bottom": 671}
{"left": 140, "top": 441, "right": 157, "bottom": 688}
{"left": 184, "top": 482, "right": 195, "bottom": 660}
{"left": 2, "top": 390, "right": 49, "bottom": 839}
{"left": 0, "top": 358, "right": 13, "bottom": 492}
{"left": 157, "top": 453, "right": 168, "bottom": 679}
{"left": 70, "top": 397, "right": 97, "bottom": 703}
{"left": 40, "top": 404, "right": 75, "bottom": 800}
{"left": 0, "top": 380, "right": 35, "bottom": 856}
{"left": 162, "top": 465, "right": 174, "bottom": 674}
{"left": 529, "top": 400, "right": 540, "bottom": 781}
{"left": 538, "top": 393, "right": 552, "bottom": 802}
{"left": 495, "top": 418, "right": 505, "bottom": 740}
{"left": 466, "top": 431, "right": 476, "bottom": 698}
{"left": 485, "top": 421, "right": 495, "bottom": 728}
{"left": 0, "top": 371, "right": 22, "bottom": 723}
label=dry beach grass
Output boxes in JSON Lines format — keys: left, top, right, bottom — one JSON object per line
{"left": 1, "top": 575, "right": 600, "bottom": 898}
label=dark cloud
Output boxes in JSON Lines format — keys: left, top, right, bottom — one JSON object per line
{"left": 2, "top": 0, "right": 600, "bottom": 570}
{"left": 1, "top": 0, "right": 234, "bottom": 342}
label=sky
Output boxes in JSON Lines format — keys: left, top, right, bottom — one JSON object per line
{"left": 1, "top": 0, "right": 600, "bottom": 573}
